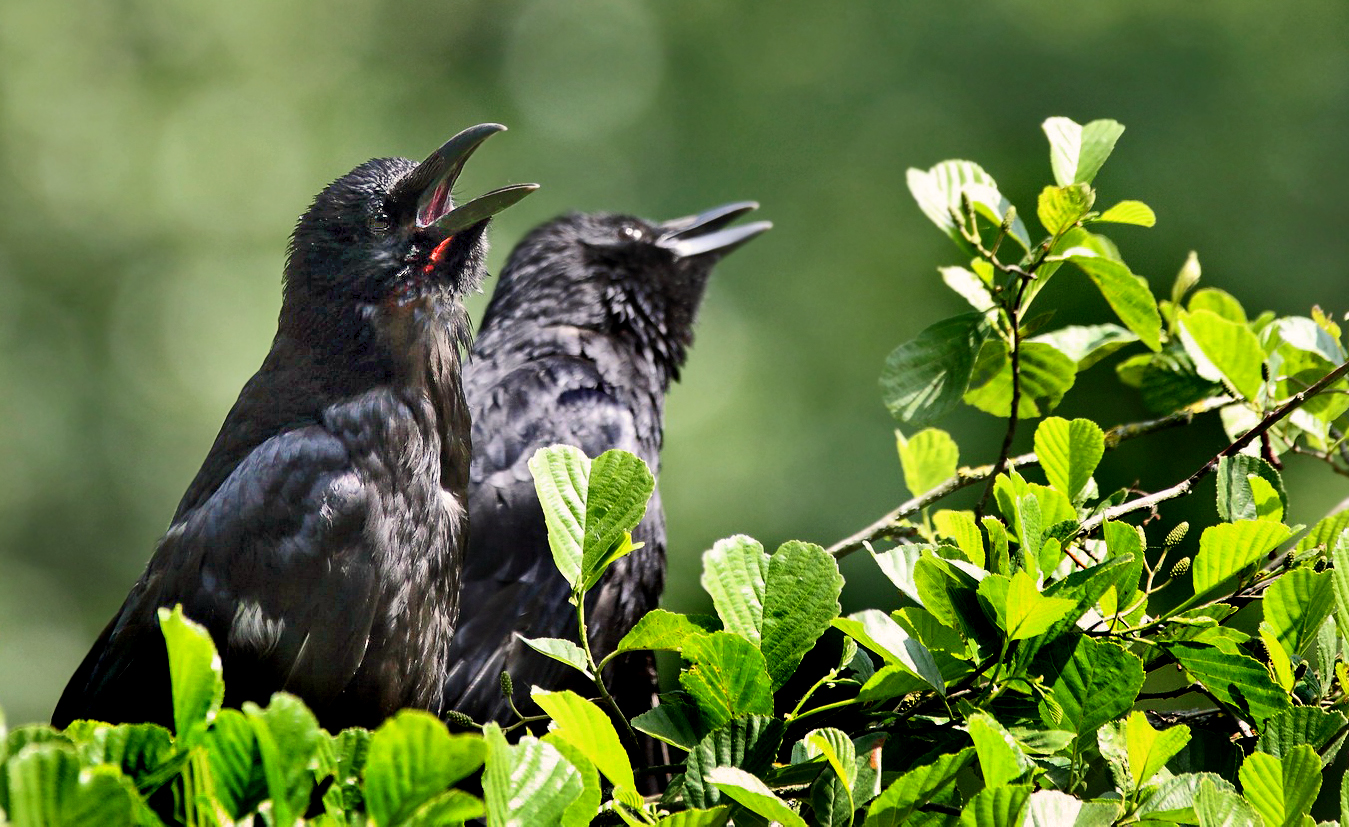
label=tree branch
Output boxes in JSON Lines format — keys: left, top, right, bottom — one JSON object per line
{"left": 1075, "top": 357, "right": 1349, "bottom": 538}
{"left": 828, "top": 397, "right": 1234, "bottom": 558}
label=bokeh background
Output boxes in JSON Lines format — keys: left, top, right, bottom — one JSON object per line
{"left": 1, "top": 1, "right": 1347, "bottom": 724}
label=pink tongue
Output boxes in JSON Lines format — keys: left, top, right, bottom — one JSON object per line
{"left": 417, "top": 180, "right": 453, "bottom": 227}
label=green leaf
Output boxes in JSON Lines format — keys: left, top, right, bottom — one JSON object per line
{"left": 654, "top": 807, "right": 733, "bottom": 827}
{"left": 365, "top": 710, "right": 485, "bottom": 827}
{"left": 964, "top": 340, "right": 1078, "bottom": 418}
{"left": 1239, "top": 746, "right": 1321, "bottom": 827}
{"left": 1189, "top": 287, "right": 1248, "bottom": 324}
{"left": 614, "top": 609, "right": 713, "bottom": 657}
{"left": 528, "top": 445, "right": 589, "bottom": 588}
{"left": 960, "top": 784, "right": 1032, "bottom": 827}
{"left": 482, "top": 724, "right": 582, "bottom": 827}
{"left": 683, "top": 716, "right": 786, "bottom": 809}
{"left": 1065, "top": 253, "right": 1162, "bottom": 352}
{"left": 1165, "top": 640, "right": 1292, "bottom": 726}
{"left": 803, "top": 729, "right": 869, "bottom": 826}
{"left": 1265, "top": 568, "right": 1335, "bottom": 659}
{"left": 157, "top": 605, "right": 224, "bottom": 747}
{"left": 401, "top": 789, "right": 485, "bottom": 827}
{"left": 701, "top": 535, "right": 768, "bottom": 645}
{"left": 882, "top": 313, "right": 991, "bottom": 427}
{"left": 1330, "top": 532, "right": 1349, "bottom": 651}
{"left": 1094, "top": 200, "right": 1156, "bottom": 227}
{"left": 1038, "top": 634, "right": 1144, "bottom": 736}
{"left": 707, "top": 766, "right": 808, "bottom": 827}
{"left": 632, "top": 692, "right": 704, "bottom": 751}
{"left": 1030, "top": 324, "right": 1138, "bottom": 370}
{"left": 1034, "top": 417, "right": 1104, "bottom": 502}
{"left": 527, "top": 446, "right": 654, "bottom": 592}
{"left": 896, "top": 428, "right": 959, "bottom": 498}
{"left": 1137, "top": 772, "right": 1239, "bottom": 820}
{"left": 1177, "top": 309, "right": 1265, "bottom": 400}
{"left": 519, "top": 636, "right": 592, "bottom": 679}
{"left": 1171, "top": 251, "right": 1203, "bottom": 306}
{"left": 1122, "top": 711, "right": 1190, "bottom": 787}
{"left": 941, "top": 266, "right": 996, "bottom": 312}
{"left": 206, "top": 709, "right": 267, "bottom": 820}
{"left": 3, "top": 742, "right": 138, "bottom": 827}
{"left": 581, "top": 449, "right": 656, "bottom": 589}
{"left": 968, "top": 713, "right": 1034, "bottom": 787}
{"left": 833, "top": 610, "right": 944, "bottom": 694}
{"left": 1216, "top": 455, "right": 1287, "bottom": 523}
{"left": 540, "top": 732, "right": 602, "bottom": 827}
{"left": 762, "top": 541, "right": 844, "bottom": 690}
{"left": 1101, "top": 521, "right": 1145, "bottom": 613}
{"left": 1191, "top": 520, "right": 1294, "bottom": 601}
{"left": 1043, "top": 117, "right": 1125, "bottom": 185}
{"left": 243, "top": 694, "right": 323, "bottom": 827}
{"left": 870, "top": 542, "right": 928, "bottom": 604}
{"left": 907, "top": 160, "right": 1031, "bottom": 251}
{"left": 680, "top": 633, "right": 774, "bottom": 730}
{"left": 530, "top": 689, "right": 637, "bottom": 804}
{"left": 1194, "top": 777, "right": 1262, "bottom": 827}
{"left": 1258, "top": 707, "right": 1348, "bottom": 764}
{"left": 977, "top": 571, "right": 1077, "bottom": 642}
{"left": 1037, "top": 183, "right": 1095, "bottom": 235}
{"left": 1025, "top": 790, "right": 1120, "bottom": 826}
{"left": 934, "top": 511, "right": 985, "bottom": 568}
{"left": 863, "top": 748, "right": 974, "bottom": 827}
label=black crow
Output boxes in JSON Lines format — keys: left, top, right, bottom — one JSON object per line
{"left": 53, "top": 124, "right": 537, "bottom": 732}
{"left": 442, "top": 203, "right": 771, "bottom": 728}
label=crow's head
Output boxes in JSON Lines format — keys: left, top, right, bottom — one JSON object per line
{"left": 283, "top": 124, "right": 537, "bottom": 356}
{"left": 485, "top": 202, "right": 770, "bottom": 374}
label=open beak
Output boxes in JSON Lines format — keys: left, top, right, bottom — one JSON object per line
{"left": 389, "top": 123, "right": 539, "bottom": 235}
{"left": 656, "top": 201, "right": 773, "bottom": 258}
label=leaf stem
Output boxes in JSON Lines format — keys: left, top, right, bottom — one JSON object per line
{"left": 1075, "top": 357, "right": 1349, "bottom": 538}
{"left": 575, "top": 593, "right": 644, "bottom": 757}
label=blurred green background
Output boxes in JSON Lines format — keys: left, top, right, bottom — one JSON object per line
{"left": 1, "top": 1, "right": 1347, "bottom": 724}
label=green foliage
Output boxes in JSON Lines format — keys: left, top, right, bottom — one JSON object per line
{"left": 26, "top": 115, "right": 1349, "bottom": 824}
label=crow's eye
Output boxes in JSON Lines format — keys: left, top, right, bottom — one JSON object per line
{"left": 620, "top": 225, "right": 644, "bottom": 241}
{"left": 369, "top": 216, "right": 392, "bottom": 235}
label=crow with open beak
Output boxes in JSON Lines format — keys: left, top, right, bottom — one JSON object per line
{"left": 53, "top": 124, "right": 537, "bottom": 732}
{"left": 442, "top": 203, "right": 771, "bottom": 741}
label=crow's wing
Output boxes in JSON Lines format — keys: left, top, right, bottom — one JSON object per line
{"left": 445, "top": 351, "right": 663, "bottom": 722}
{"left": 53, "top": 422, "right": 384, "bottom": 729}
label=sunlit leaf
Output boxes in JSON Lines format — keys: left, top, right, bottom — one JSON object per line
{"left": 896, "top": 428, "right": 959, "bottom": 498}
{"left": 762, "top": 541, "right": 844, "bottom": 690}
{"left": 1043, "top": 117, "right": 1125, "bottom": 185}
{"left": 701, "top": 535, "right": 768, "bottom": 645}
{"left": 833, "top": 609, "right": 944, "bottom": 694}
{"left": 1177, "top": 309, "right": 1265, "bottom": 400}
{"left": 680, "top": 633, "right": 775, "bottom": 728}
{"left": 1037, "top": 183, "right": 1094, "bottom": 235}
{"left": 531, "top": 689, "right": 636, "bottom": 803}
{"left": 1192, "top": 520, "right": 1294, "bottom": 601}
{"left": 1258, "top": 707, "right": 1348, "bottom": 766}
{"left": 1164, "top": 641, "right": 1292, "bottom": 725}
{"left": 1034, "top": 417, "right": 1104, "bottom": 502}
{"left": 1065, "top": 253, "right": 1162, "bottom": 352}
{"left": 964, "top": 340, "right": 1078, "bottom": 418}
{"left": 1216, "top": 454, "right": 1287, "bottom": 523}
{"left": 959, "top": 784, "right": 1032, "bottom": 827}
{"left": 157, "top": 605, "right": 224, "bottom": 747}
{"left": 614, "top": 609, "right": 714, "bottom": 657}
{"left": 519, "top": 636, "right": 592, "bottom": 678}
{"left": 1121, "top": 711, "right": 1190, "bottom": 787}
{"left": 907, "top": 160, "right": 1030, "bottom": 251}
{"left": 482, "top": 725, "right": 582, "bottom": 827}
{"left": 707, "top": 766, "right": 808, "bottom": 827}
{"left": 1030, "top": 323, "right": 1138, "bottom": 370}
{"left": 977, "top": 571, "right": 1076, "bottom": 642}
{"left": 863, "top": 747, "right": 975, "bottom": 827}
{"left": 1094, "top": 200, "right": 1156, "bottom": 227}
{"left": 365, "top": 710, "right": 484, "bottom": 827}
{"left": 1239, "top": 746, "right": 1321, "bottom": 827}
{"left": 968, "top": 713, "right": 1034, "bottom": 787}
{"left": 1264, "top": 568, "right": 1334, "bottom": 659}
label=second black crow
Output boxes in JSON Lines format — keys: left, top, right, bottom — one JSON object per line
{"left": 443, "top": 203, "right": 771, "bottom": 728}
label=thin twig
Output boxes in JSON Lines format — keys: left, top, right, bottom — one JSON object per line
{"left": 827, "top": 397, "right": 1233, "bottom": 559}
{"left": 1075, "top": 357, "right": 1349, "bottom": 539}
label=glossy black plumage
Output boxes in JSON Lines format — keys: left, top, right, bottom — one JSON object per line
{"left": 53, "top": 126, "right": 536, "bottom": 732}
{"left": 442, "top": 204, "right": 771, "bottom": 727}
